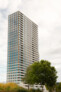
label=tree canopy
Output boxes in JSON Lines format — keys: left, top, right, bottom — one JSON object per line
{"left": 23, "top": 60, "right": 57, "bottom": 92}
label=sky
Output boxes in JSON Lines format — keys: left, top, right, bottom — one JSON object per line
{"left": 0, "top": 0, "right": 61, "bottom": 82}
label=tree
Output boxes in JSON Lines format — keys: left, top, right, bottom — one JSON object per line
{"left": 56, "top": 82, "right": 61, "bottom": 92}
{"left": 22, "top": 62, "right": 40, "bottom": 89}
{"left": 39, "top": 60, "right": 57, "bottom": 92}
{"left": 23, "top": 60, "right": 57, "bottom": 92}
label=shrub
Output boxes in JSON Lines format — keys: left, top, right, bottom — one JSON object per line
{"left": 0, "top": 83, "right": 28, "bottom": 92}
{"left": 0, "top": 83, "right": 5, "bottom": 91}
{"left": 18, "top": 88, "right": 28, "bottom": 92}
{"left": 29, "top": 88, "right": 42, "bottom": 92}
{"left": 29, "top": 89, "right": 35, "bottom": 92}
{"left": 4, "top": 83, "right": 20, "bottom": 91}
{"left": 0, "top": 83, "right": 42, "bottom": 92}
{"left": 35, "top": 89, "right": 42, "bottom": 92}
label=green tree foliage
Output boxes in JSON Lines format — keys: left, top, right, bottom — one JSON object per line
{"left": 56, "top": 82, "right": 61, "bottom": 92}
{"left": 23, "top": 60, "right": 57, "bottom": 92}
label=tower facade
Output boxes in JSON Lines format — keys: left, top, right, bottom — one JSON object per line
{"left": 7, "top": 11, "right": 39, "bottom": 84}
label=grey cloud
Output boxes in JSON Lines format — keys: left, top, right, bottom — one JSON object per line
{"left": 49, "top": 48, "right": 61, "bottom": 55}
{"left": 0, "top": 8, "right": 8, "bottom": 19}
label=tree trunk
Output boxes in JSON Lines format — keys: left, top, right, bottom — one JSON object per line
{"left": 49, "top": 88, "right": 53, "bottom": 92}
{"left": 28, "top": 84, "right": 29, "bottom": 90}
{"left": 41, "top": 85, "right": 44, "bottom": 92}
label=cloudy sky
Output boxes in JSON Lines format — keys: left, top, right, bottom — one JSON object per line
{"left": 0, "top": 0, "right": 61, "bottom": 82}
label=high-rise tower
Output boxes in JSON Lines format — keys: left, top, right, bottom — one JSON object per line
{"left": 7, "top": 11, "right": 39, "bottom": 84}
